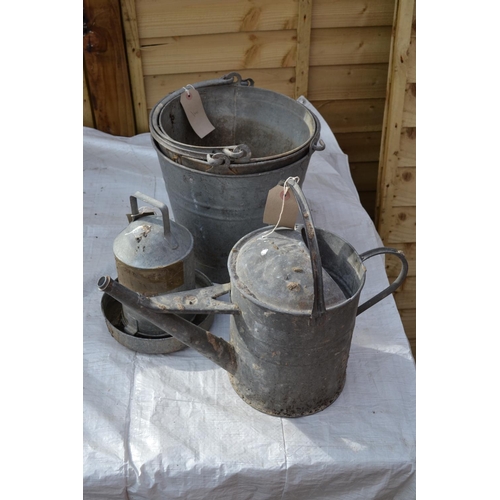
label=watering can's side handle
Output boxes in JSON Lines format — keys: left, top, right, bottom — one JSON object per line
{"left": 286, "top": 179, "right": 326, "bottom": 320}
{"left": 130, "top": 192, "right": 179, "bottom": 250}
{"left": 356, "top": 248, "right": 408, "bottom": 316}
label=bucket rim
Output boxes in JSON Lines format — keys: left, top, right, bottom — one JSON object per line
{"left": 149, "top": 85, "right": 319, "bottom": 164}
{"left": 152, "top": 137, "right": 314, "bottom": 179}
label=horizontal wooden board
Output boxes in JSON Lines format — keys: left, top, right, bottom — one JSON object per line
{"left": 393, "top": 276, "right": 416, "bottom": 309}
{"left": 141, "top": 31, "right": 298, "bottom": 76}
{"left": 312, "top": 0, "right": 395, "bottom": 29}
{"left": 144, "top": 68, "right": 296, "bottom": 109}
{"left": 135, "top": 0, "right": 298, "bottom": 39}
{"left": 398, "top": 127, "right": 416, "bottom": 167}
{"left": 349, "top": 162, "right": 379, "bottom": 191}
{"left": 335, "top": 131, "right": 383, "bottom": 163}
{"left": 393, "top": 167, "right": 416, "bottom": 206}
{"left": 402, "top": 83, "right": 416, "bottom": 127}
{"left": 308, "top": 64, "right": 388, "bottom": 100}
{"left": 385, "top": 242, "right": 416, "bottom": 277}
{"left": 386, "top": 206, "right": 416, "bottom": 243}
{"left": 311, "top": 98, "right": 385, "bottom": 133}
{"left": 310, "top": 27, "right": 392, "bottom": 66}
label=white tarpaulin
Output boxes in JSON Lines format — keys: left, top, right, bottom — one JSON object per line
{"left": 83, "top": 99, "right": 416, "bottom": 499}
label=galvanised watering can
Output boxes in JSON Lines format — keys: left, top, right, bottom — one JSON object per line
{"left": 98, "top": 179, "right": 408, "bottom": 417}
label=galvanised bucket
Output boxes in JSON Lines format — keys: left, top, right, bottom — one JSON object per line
{"left": 150, "top": 72, "right": 324, "bottom": 171}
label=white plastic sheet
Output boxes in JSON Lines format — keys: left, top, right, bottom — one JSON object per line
{"left": 83, "top": 99, "right": 415, "bottom": 499}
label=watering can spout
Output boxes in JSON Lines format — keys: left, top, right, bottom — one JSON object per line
{"left": 97, "top": 276, "right": 237, "bottom": 374}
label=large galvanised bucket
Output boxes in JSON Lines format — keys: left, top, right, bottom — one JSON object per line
{"left": 151, "top": 73, "right": 325, "bottom": 282}
{"left": 150, "top": 72, "right": 325, "bottom": 174}
{"left": 152, "top": 138, "right": 312, "bottom": 283}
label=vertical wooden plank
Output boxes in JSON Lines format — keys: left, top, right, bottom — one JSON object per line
{"left": 375, "top": 0, "right": 415, "bottom": 233}
{"left": 83, "top": 0, "right": 136, "bottom": 136}
{"left": 83, "top": 63, "right": 95, "bottom": 128}
{"left": 121, "top": 0, "right": 149, "bottom": 133}
{"left": 295, "top": 0, "right": 313, "bottom": 98}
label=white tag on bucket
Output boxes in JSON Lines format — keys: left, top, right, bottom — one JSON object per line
{"left": 263, "top": 182, "right": 299, "bottom": 229}
{"left": 180, "top": 86, "right": 215, "bottom": 139}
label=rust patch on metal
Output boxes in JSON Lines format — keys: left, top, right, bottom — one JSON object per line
{"left": 206, "top": 331, "right": 223, "bottom": 355}
{"left": 115, "top": 258, "right": 184, "bottom": 295}
{"left": 286, "top": 282, "right": 300, "bottom": 291}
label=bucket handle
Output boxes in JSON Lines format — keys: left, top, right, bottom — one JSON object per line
{"left": 129, "top": 192, "right": 178, "bottom": 250}
{"left": 286, "top": 178, "right": 326, "bottom": 321}
{"left": 356, "top": 248, "right": 409, "bottom": 315}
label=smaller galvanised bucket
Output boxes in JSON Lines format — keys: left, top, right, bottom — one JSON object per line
{"left": 149, "top": 72, "right": 325, "bottom": 174}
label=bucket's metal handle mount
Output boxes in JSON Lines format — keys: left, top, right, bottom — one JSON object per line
{"left": 310, "top": 113, "right": 326, "bottom": 152}
{"left": 222, "top": 72, "right": 255, "bottom": 87}
{"left": 222, "top": 144, "right": 252, "bottom": 163}
{"left": 129, "top": 192, "right": 178, "bottom": 250}
{"left": 356, "top": 248, "right": 409, "bottom": 316}
{"left": 285, "top": 178, "right": 326, "bottom": 321}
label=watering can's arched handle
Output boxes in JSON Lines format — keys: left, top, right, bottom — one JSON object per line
{"left": 130, "top": 192, "right": 179, "bottom": 250}
{"left": 356, "top": 248, "right": 408, "bottom": 316}
{"left": 286, "top": 179, "right": 326, "bottom": 321}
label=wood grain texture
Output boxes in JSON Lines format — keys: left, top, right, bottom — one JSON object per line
{"left": 349, "top": 162, "right": 380, "bottom": 191}
{"left": 393, "top": 276, "right": 416, "bottom": 309}
{"left": 386, "top": 206, "right": 416, "bottom": 244}
{"left": 295, "top": 0, "right": 313, "bottom": 97}
{"left": 402, "top": 83, "right": 416, "bottom": 127}
{"left": 83, "top": 64, "right": 95, "bottom": 128}
{"left": 358, "top": 191, "right": 377, "bottom": 220}
{"left": 385, "top": 242, "right": 416, "bottom": 277}
{"left": 140, "top": 31, "right": 298, "bottom": 76}
{"left": 392, "top": 167, "right": 416, "bottom": 206}
{"left": 399, "top": 308, "right": 416, "bottom": 358}
{"left": 308, "top": 64, "right": 388, "bottom": 100}
{"left": 335, "top": 131, "right": 383, "bottom": 163}
{"left": 398, "top": 127, "right": 416, "bottom": 167}
{"left": 120, "top": 0, "right": 149, "bottom": 133}
{"left": 312, "top": 0, "right": 396, "bottom": 28}
{"left": 135, "top": 0, "right": 298, "bottom": 39}
{"left": 83, "top": 0, "right": 135, "bottom": 136}
{"left": 312, "top": 98, "right": 385, "bottom": 133}
{"left": 310, "top": 27, "right": 392, "bottom": 66}
{"left": 407, "top": 36, "right": 416, "bottom": 84}
{"left": 144, "top": 68, "right": 297, "bottom": 109}
{"left": 376, "top": 0, "right": 415, "bottom": 232}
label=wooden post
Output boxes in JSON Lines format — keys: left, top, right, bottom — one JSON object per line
{"left": 120, "top": 0, "right": 149, "bottom": 133}
{"left": 295, "top": 0, "right": 313, "bottom": 98}
{"left": 83, "top": 0, "right": 136, "bottom": 136}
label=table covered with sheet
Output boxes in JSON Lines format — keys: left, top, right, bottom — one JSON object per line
{"left": 83, "top": 100, "right": 416, "bottom": 500}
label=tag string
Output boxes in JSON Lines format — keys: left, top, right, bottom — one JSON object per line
{"left": 262, "top": 176, "right": 300, "bottom": 238}
{"left": 182, "top": 84, "right": 194, "bottom": 97}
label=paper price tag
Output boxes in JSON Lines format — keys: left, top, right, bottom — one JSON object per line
{"left": 180, "top": 87, "right": 215, "bottom": 139}
{"left": 263, "top": 185, "right": 299, "bottom": 229}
